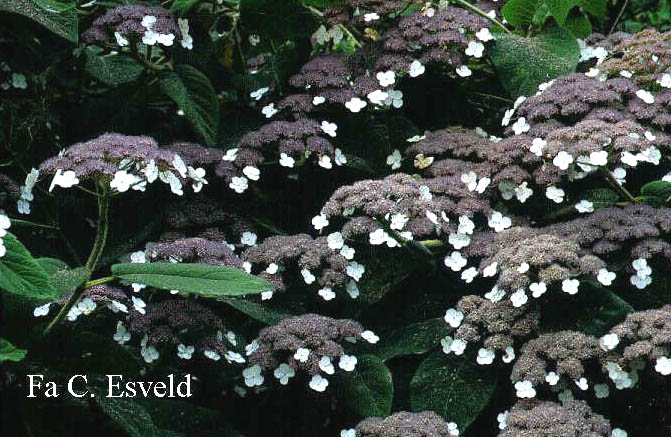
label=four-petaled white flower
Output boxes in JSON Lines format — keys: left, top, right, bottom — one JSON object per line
{"left": 515, "top": 380, "right": 536, "bottom": 398}
{"left": 530, "top": 282, "right": 547, "bottom": 298}
{"left": 409, "top": 60, "right": 425, "bottom": 77}
{"left": 461, "top": 266, "right": 478, "bottom": 283}
{"left": 250, "top": 87, "right": 269, "bottom": 101}
{"left": 113, "top": 322, "right": 131, "bottom": 345}
{"left": 444, "top": 251, "right": 468, "bottom": 272}
{"left": 312, "top": 213, "right": 329, "bottom": 230}
{"left": 241, "top": 231, "right": 258, "bottom": 246}
{"left": 338, "top": 355, "right": 357, "bottom": 372}
{"left": 488, "top": 211, "right": 512, "bottom": 232}
{"left": 512, "top": 117, "right": 530, "bottom": 135}
{"left": 33, "top": 303, "right": 51, "bottom": 317}
{"left": 575, "top": 377, "right": 589, "bottom": 390}
{"left": 465, "top": 41, "right": 485, "bottom": 58}
{"left": 361, "top": 330, "right": 379, "bottom": 344}
{"left": 367, "top": 89, "right": 389, "bottom": 106}
{"left": 334, "top": 148, "right": 347, "bottom": 166}
{"left": 132, "top": 296, "right": 146, "bottom": 314}
{"left": 561, "top": 278, "right": 580, "bottom": 295}
{"left": 456, "top": 65, "right": 472, "bottom": 77}
{"left": 476, "top": 348, "right": 495, "bottom": 365}
{"left": 346, "top": 262, "right": 365, "bottom": 281}
{"left": 345, "top": 97, "right": 367, "bottom": 112}
{"left": 364, "top": 12, "right": 380, "bottom": 22}
{"left": 444, "top": 308, "right": 464, "bottom": 328}
{"left": 49, "top": 169, "right": 79, "bottom": 192}
{"left": 309, "top": 374, "right": 329, "bottom": 392}
{"left": 545, "top": 186, "right": 565, "bottom": 203}
{"left": 545, "top": 371, "right": 560, "bottom": 385}
{"left": 262, "top": 103, "right": 278, "bottom": 118}
{"left": 273, "top": 363, "right": 295, "bottom": 385}
{"left": 229, "top": 176, "right": 249, "bottom": 193}
{"left": 313, "top": 96, "right": 326, "bottom": 105}
{"left": 530, "top": 138, "right": 546, "bottom": 156}
{"left": 318, "top": 287, "right": 336, "bottom": 301}
{"left": 599, "top": 333, "right": 620, "bottom": 351}
{"left": 279, "top": 153, "right": 295, "bottom": 168}
{"left": 243, "top": 364, "right": 264, "bottom": 387}
{"left": 341, "top": 429, "right": 356, "bottom": 437}
{"left": 386, "top": 149, "right": 402, "bottom": 170}
{"left": 510, "top": 289, "right": 528, "bottom": 307}
{"left": 636, "top": 89, "right": 655, "bottom": 104}
{"left": 450, "top": 339, "right": 467, "bottom": 355}
{"left": 177, "top": 344, "right": 195, "bottom": 359}
{"left": 321, "top": 121, "right": 338, "bottom": 137}
{"left": 476, "top": 28, "right": 494, "bottom": 42}
{"left": 575, "top": 200, "right": 594, "bottom": 213}
{"left": 553, "top": 151, "right": 574, "bottom": 170}
{"left": 658, "top": 73, "right": 671, "bottom": 88}
{"left": 597, "top": 268, "right": 616, "bottom": 286}
{"left": 376, "top": 71, "right": 395, "bottom": 87}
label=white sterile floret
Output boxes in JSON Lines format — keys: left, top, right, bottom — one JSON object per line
{"left": 178, "top": 18, "right": 193, "bottom": 50}
{"left": 223, "top": 148, "right": 238, "bottom": 161}
{"left": 318, "top": 287, "right": 336, "bottom": 301}
{"left": 113, "top": 322, "right": 131, "bottom": 345}
{"left": 553, "top": 150, "right": 574, "bottom": 170}
{"left": 242, "top": 166, "right": 260, "bottom": 181}
{"left": 575, "top": 377, "right": 588, "bottom": 390}
{"left": 655, "top": 356, "right": 671, "bottom": 375}
{"left": 321, "top": 121, "right": 338, "bottom": 137}
{"left": 612, "top": 429, "right": 628, "bottom": 437}
{"left": 114, "top": 32, "right": 129, "bottom": 47}
{"left": 632, "top": 257, "right": 652, "bottom": 275}
{"left": 658, "top": 73, "right": 671, "bottom": 88}
{"left": 367, "top": 89, "right": 389, "bottom": 106}
{"left": 49, "top": 169, "right": 79, "bottom": 191}
{"left": 514, "top": 182, "right": 533, "bottom": 203}
{"left": 386, "top": 149, "right": 402, "bottom": 170}
{"left": 476, "top": 27, "right": 494, "bottom": 42}
{"left": 338, "top": 354, "right": 357, "bottom": 372}
{"left": 502, "top": 346, "right": 516, "bottom": 363}
{"left": 311, "top": 213, "right": 329, "bottom": 230}
{"left": 510, "top": 289, "right": 528, "bottom": 307}
{"left": 243, "top": 364, "right": 264, "bottom": 387}
{"left": 589, "top": 150, "right": 609, "bottom": 166}
{"left": 141, "top": 344, "right": 159, "bottom": 363}
{"left": 309, "top": 374, "right": 329, "bottom": 392}
{"left": 620, "top": 70, "right": 633, "bottom": 78}
{"left": 636, "top": 89, "right": 655, "bottom": 104}
{"left": 517, "top": 262, "right": 529, "bottom": 273}
{"left": 33, "top": 303, "right": 51, "bottom": 317}
{"left": 597, "top": 268, "right": 616, "bottom": 286}
{"left": 461, "top": 266, "right": 478, "bottom": 283}
{"left": 334, "top": 148, "right": 347, "bottom": 166}
{"left": 176, "top": 344, "right": 194, "bottom": 359}
{"left": 345, "top": 97, "right": 367, "bottom": 112}
{"left": 187, "top": 166, "right": 207, "bottom": 192}
{"left": 515, "top": 380, "right": 536, "bottom": 398}
{"left": 318, "top": 155, "right": 333, "bottom": 169}
{"left": 599, "top": 333, "right": 620, "bottom": 352}
{"left": 369, "top": 228, "right": 388, "bottom": 246}
{"left": 240, "top": 231, "right": 257, "bottom": 246}
{"left": 465, "top": 41, "right": 485, "bottom": 58}
{"left": 545, "top": 186, "right": 565, "bottom": 203}
{"left": 262, "top": 103, "right": 278, "bottom": 118}
{"left": 301, "top": 268, "right": 316, "bottom": 284}
{"left": 585, "top": 67, "right": 600, "bottom": 77}
{"left": 447, "top": 422, "right": 459, "bottom": 436}
{"left": 450, "top": 339, "right": 467, "bottom": 355}
{"left": 250, "top": 87, "right": 269, "bottom": 101}
{"left": 340, "top": 245, "right": 355, "bottom": 260}
{"left": 341, "top": 430, "right": 356, "bottom": 437}
{"left": 294, "top": 348, "right": 310, "bottom": 362}
{"left": 132, "top": 296, "right": 146, "bottom": 314}
{"left": 229, "top": 176, "right": 248, "bottom": 193}
{"left": 361, "top": 330, "right": 379, "bottom": 344}
{"left": 455, "top": 65, "right": 472, "bottom": 77}
{"left": 273, "top": 363, "right": 295, "bottom": 385}
{"left": 561, "top": 278, "right": 580, "bottom": 295}
{"left": 265, "top": 263, "right": 279, "bottom": 274}
{"left": 530, "top": 138, "right": 546, "bottom": 156}
{"left": 109, "top": 300, "right": 127, "bottom": 313}
{"left": 512, "top": 117, "right": 530, "bottom": 135}
{"left": 483, "top": 262, "right": 498, "bottom": 277}
{"left": 312, "top": 96, "right": 326, "bottom": 106}
{"left": 376, "top": 70, "right": 396, "bottom": 87}
{"left": 448, "top": 232, "right": 471, "bottom": 250}
{"left": 645, "top": 130, "right": 656, "bottom": 141}
{"left": 545, "top": 371, "right": 560, "bottom": 385}
{"left": 497, "top": 411, "right": 508, "bottom": 430}
{"left": 346, "top": 280, "right": 360, "bottom": 298}
{"left": 575, "top": 200, "right": 594, "bottom": 213}
{"left": 384, "top": 89, "right": 403, "bottom": 108}
{"left": 409, "top": 60, "right": 425, "bottom": 77}
{"left": 364, "top": 12, "right": 380, "bottom": 21}
{"left": 529, "top": 282, "right": 547, "bottom": 298}
{"left": 444, "top": 308, "right": 464, "bottom": 328}
{"left": 388, "top": 213, "right": 409, "bottom": 230}
{"left": 485, "top": 285, "right": 506, "bottom": 302}
{"left": 444, "top": 251, "right": 468, "bottom": 272}
{"left": 346, "top": 261, "right": 365, "bottom": 281}
{"left": 318, "top": 356, "right": 335, "bottom": 375}
{"left": 326, "top": 232, "right": 344, "bottom": 250}
{"left": 594, "top": 383, "right": 609, "bottom": 399}
{"left": 488, "top": 211, "right": 512, "bottom": 232}
{"left": 457, "top": 215, "right": 475, "bottom": 235}
{"left": 476, "top": 348, "right": 495, "bottom": 365}
{"left": 441, "top": 336, "right": 454, "bottom": 354}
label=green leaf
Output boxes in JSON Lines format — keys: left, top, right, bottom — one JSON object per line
{"left": 375, "top": 318, "right": 445, "bottom": 361}
{"left": 545, "top": 0, "right": 580, "bottom": 26}
{"left": 49, "top": 266, "right": 91, "bottom": 295}
{"left": 36, "top": 257, "right": 69, "bottom": 275}
{"left": 0, "top": 337, "right": 27, "bottom": 363}
{"left": 563, "top": 15, "right": 592, "bottom": 38}
{"left": 578, "top": 0, "right": 607, "bottom": 20}
{"left": 410, "top": 351, "right": 497, "bottom": 430}
{"left": 171, "top": 0, "right": 201, "bottom": 15}
{"left": 160, "top": 65, "right": 219, "bottom": 146}
{"left": 338, "top": 354, "right": 393, "bottom": 417}
{"left": 576, "top": 285, "right": 634, "bottom": 336}
{"left": 224, "top": 298, "right": 291, "bottom": 324}
{"left": 111, "top": 263, "right": 273, "bottom": 298}
{"left": 640, "top": 180, "right": 671, "bottom": 201}
{"left": 0, "top": 0, "right": 78, "bottom": 42}
{"left": 0, "top": 233, "right": 59, "bottom": 302}
{"left": 85, "top": 47, "right": 144, "bottom": 87}
{"left": 489, "top": 25, "right": 580, "bottom": 97}
{"left": 89, "top": 387, "right": 158, "bottom": 437}
{"left": 501, "top": 0, "right": 542, "bottom": 27}
{"left": 584, "top": 188, "right": 620, "bottom": 210}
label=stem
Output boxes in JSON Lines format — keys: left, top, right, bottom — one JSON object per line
{"left": 609, "top": 0, "right": 628, "bottom": 35}
{"left": 85, "top": 190, "right": 111, "bottom": 271}
{"left": 42, "top": 191, "right": 111, "bottom": 336}
{"left": 598, "top": 167, "right": 637, "bottom": 203}
{"left": 451, "top": 0, "right": 512, "bottom": 34}
{"left": 85, "top": 276, "right": 115, "bottom": 288}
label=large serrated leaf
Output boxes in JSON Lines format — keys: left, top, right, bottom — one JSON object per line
{"left": 160, "top": 64, "right": 219, "bottom": 146}
{"left": 375, "top": 318, "right": 445, "bottom": 361}
{"left": 338, "top": 354, "right": 393, "bottom": 417}
{"left": 111, "top": 262, "right": 273, "bottom": 298}
{"left": 410, "top": 351, "right": 497, "bottom": 430}
{"left": 641, "top": 180, "right": 671, "bottom": 201}
{"left": 0, "top": 0, "right": 78, "bottom": 42}
{"left": 501, "top": 0, "right": 542, "bottom": 27}
{"left": 224, "top": 298, "right": 291, "bottom": 324}
{"left": 489, "top": 25, "right": 580, "bottom": 97}
{"left": 49, "top": 266, "right": 91, "bottom": 294}
{"left": 85, "top": 47, "right": 144, "bottom": 87}
{"left": 0, "top": 233, "right": 59, "bottom": 302}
